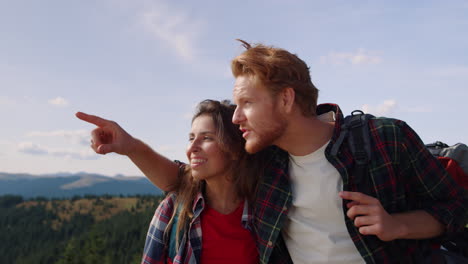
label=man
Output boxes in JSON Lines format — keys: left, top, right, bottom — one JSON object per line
{"left": 77, "top": 40, "right": 468, "bottom": 263}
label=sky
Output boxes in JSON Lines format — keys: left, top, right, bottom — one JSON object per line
{"left": 1, "top": 0, "right": 467, "bottom": 177}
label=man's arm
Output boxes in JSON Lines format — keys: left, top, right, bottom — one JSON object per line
{"left": 398, "top": 120, "right": 468, "bottom": 234}
{"left": 340, "top": 191, "right": 445, "bottom": 241}
{"left": 75, "top": 112, "right": 179, "bottom": 192}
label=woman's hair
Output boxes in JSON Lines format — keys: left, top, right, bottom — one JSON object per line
{"left": 166, "top": 99, "right": 266, "bottom": 249}
{"left": 231, "top": 39, "right": 319, "bottom": 116}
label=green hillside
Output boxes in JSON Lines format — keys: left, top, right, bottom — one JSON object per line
{"left": 0, "top": 194, "right": 164, "bottom": 264}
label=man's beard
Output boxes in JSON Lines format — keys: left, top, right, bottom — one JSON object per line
{"left": 244, "top": 115, "right": 287, "bottom": 154}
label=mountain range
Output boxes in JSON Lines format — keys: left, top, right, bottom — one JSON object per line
{"left": 0, "top": 172, "right": 162, "bottom": 198}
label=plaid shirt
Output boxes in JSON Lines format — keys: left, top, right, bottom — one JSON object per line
{"left": 256, "top": 103, "right": 468, "bottom": 264}
{"left": 141, "top": 190, "right": 254, "bottom": 264}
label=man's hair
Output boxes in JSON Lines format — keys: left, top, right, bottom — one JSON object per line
{"left": 231, "top": 39, "right": 319, "bottom": 116}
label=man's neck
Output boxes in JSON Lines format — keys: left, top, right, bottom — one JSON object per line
{"left": 275, "top": 114, "right": 335, "bottom": 156}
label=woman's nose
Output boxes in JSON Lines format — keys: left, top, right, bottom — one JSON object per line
{"left": 188, "top": 138, "right": 201, "bottom": 153}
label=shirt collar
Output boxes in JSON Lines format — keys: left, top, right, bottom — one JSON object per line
{"left": 191, "top": 183, "right": 253, "bottom": 228}
{"left": 316, "top": 103, "right": 345, "bottom": 146}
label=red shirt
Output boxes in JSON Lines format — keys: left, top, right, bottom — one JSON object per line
{"left": 200, "top": 201, "right": 258, "bottom": 264}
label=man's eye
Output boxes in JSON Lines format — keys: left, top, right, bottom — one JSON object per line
{"left": 188, "top": 137, "right": 194, "bottom": 142}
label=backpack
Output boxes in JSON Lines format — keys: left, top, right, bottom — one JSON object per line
{"left": 339, "top": 110, "right": 468, "bottom": 263}
{"left": 426, "top": 141, "right": 468, "bottom": 189}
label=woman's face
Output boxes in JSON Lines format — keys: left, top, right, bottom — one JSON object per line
{"left": 186, "top": 114, "right": 232, "bottom": 181}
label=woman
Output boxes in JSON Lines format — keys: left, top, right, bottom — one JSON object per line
{"left": 141, "top": 99, "right": 264, "bottom": 264}
{"left": 76, "top": 100, "right": 264, "bottom": 264}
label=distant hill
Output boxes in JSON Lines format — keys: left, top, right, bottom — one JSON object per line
{"left": 0, "top": 172, "right": 162, "bottom": 198}
{"left": 0, "top": 195, "right": 162, "bottom": 264}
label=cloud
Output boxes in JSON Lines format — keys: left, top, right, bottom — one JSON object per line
{"left": 183, "top": 112, "right": 194, "bottom": 120}
{"left": 18, "top": 142, "right": 48, "bottom": 155}
{"left": 434, "top": 66, "right": 468, "bottom": 77}
{"left": 156, "top": 145, "right": 178, "bottom": 153}
{"left": 401, "top": 106, "right": 433, "bottom": 113}
{"left": 50, "top": 149, "right": 98, "bottom": 160}
{"left": 361, "top": 99, "right": 397, "bottom": 116}
{"left": 182, "top": 102, "right": 199, "bottom": 120}
{"left": 0, "top": 96, "right": 16, "bottom": 106}
{"left": 48, "top": 96, "right": 69, "bottom": 107}
{"left": 18, "top": 141, "right": 98, "bottom": 160}
{"left": 27, "top": 129, "right": 90, "bottom": 146}
{"left": 320, "top": 49, "right": 382, "bottom": 65}
{"left": 140, "top": 1, "right": 202, "bottom": 62}
{"left": 20, "top": 129, "right": 96, "bottom": 159}
{"left": 155, "top": 144, "right": 187, "bottom": 162}
{"left": 0, "top": 140, "right": 13, "bottom": 156}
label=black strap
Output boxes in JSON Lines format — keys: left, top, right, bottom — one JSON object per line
{"left": 333, "top": 110, "right": 414, "bottom": 263}
{"left": 346, "top": 110, "right": 374, "bottom": 195}
{"left": 426, "top": 141, "right": 449, "bottom": 156}
{"left": 331, "top": 110, "right": 374, "bottom": 193}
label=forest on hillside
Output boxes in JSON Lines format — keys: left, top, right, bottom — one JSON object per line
{"left": 0, "top": 194, "right": 164, "bottom": 264}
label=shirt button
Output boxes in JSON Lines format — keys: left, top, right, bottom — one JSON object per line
{"left": 268, "top": 241, "right": 273, "bottom": 247}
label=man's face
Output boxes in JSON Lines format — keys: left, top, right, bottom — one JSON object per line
{"left": 232, "top": 75, "right": 287, "bottom": 153}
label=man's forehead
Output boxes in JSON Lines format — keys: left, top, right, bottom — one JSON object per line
{"left": 233, "top": 76, "right": 254, "bottom": 95}
{"left": 232, "top": 86, "right": 250, "bottom": 105}
{"left": 234, "top": 75, "right": 254, "bottom": 85}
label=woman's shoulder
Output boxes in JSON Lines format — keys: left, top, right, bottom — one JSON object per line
{"left": 151, "top": 192, "right": 177, "bottom": 224}
{"left": 154, "top": 192, "right": 179, "bottom": 216}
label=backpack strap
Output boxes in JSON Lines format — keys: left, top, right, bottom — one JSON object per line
{"left": 167, "top": 210, "right": 179, "bottom": 260}
{"left": 331, "top": 110, "right": 374, "bottom": 194}
{"left": 166, "top": 206, "right": 186, "bottom": 261}
{"left": 332, "top": 110, "right": 414, "bottom": 262}
{"left": 426, "top": 141, "right": 449, "bottom": 156}
{"left": 346, "top": 110, "right": 374, "bottom": 194}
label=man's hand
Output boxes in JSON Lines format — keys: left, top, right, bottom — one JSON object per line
{"left": 339, "top": 191, "right": 407, "bottom": 241}
{"left": 75, "top": 112, "right": 137, "bottom": 155}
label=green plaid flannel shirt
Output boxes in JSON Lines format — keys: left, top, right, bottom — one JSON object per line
{"left": 254, "top": 103, "right": 468, "bottom": 264}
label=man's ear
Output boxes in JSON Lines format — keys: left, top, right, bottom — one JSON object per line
{"left": 279, "top": 87, "right": 295, "bottom": 114}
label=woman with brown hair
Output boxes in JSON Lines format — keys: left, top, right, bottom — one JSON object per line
{"left": 142, "top": 99, "right": 263, "bottom": 264}
{"left": 76, "top": 99, "right": 265, "bottom": 264}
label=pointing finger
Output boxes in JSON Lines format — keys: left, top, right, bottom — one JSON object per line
{"left": 75, "top": 112, "right": 110, "bottom": 127}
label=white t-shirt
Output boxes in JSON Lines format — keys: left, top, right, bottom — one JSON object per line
{"left": 282, "top": 113, "right": 364, "bottom": 264}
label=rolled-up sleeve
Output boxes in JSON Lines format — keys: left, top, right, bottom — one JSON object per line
{"left": 399, "top": 121, "right": 468, "bottom": 234}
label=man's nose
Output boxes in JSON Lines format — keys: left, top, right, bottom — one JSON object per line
{"left": 232, "top": 107, "right": 244, "bottom": 124}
